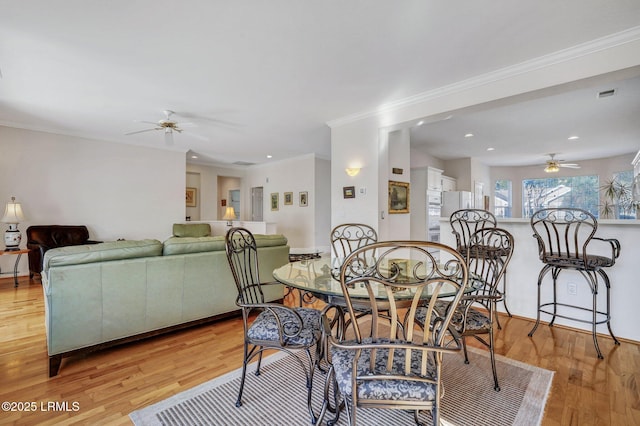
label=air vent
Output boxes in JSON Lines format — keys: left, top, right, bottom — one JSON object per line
{"left": 233, "top": 161, "right": 256, "bottom": 166}
{"left": 597, "top": 89, "right": 616, "bottom": 98}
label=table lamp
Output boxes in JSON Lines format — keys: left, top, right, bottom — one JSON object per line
{"left": 2, "top": 196, "right": 26, "bottom": 250}
{"left": 222, "top": 206, "right": 236, "bottom": 227}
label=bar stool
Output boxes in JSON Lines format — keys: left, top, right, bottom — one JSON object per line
{"left": 528, "top": 208, "right": 621, "bottom": 358}
{"left": 450, "top": 209, "right": 513, "bottom": 324}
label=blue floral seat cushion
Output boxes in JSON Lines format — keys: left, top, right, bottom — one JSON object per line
{"left": 330, "top": 338, "right": 438, "bottom": 402}
{"left": 247, "top": 307, "right": 321, "bottom": 346}
{"left": 415, "top": 300, "right": 491, "bottom": 332}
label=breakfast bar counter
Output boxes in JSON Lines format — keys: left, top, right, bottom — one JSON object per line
{"left": 440, "top": 217, "right": 640, "bottom": 343}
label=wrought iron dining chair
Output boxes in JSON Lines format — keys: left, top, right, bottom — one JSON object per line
{"left": 330, "top": 223, "right": 378, "bottom": 259}
{"left": 330, "top": 222, "right": 388, "bottom": 327}
{"left": 319, "top": 241, "right": 469, "bottom": 426}
{"left": 528, "top": 208, "right": 621, "bottom": 358}
{"left": 225, "top": 227, "right": 322, "bottom": 424}
{"left": 449, "top": 209, "right": 513, "bottom": 323}
{"left": 416, "top": 227, "right": 514, "bottom": 391}
{"left": 449, "top": 209, "right": 497, "bottom": 254}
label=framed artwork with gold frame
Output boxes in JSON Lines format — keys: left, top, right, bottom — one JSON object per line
{"left": 271, "top": 193, "right": 279, "bottom": 211}
{"left": 388, "top": 181, "right": 409, "bottom": 214}
{"left": 186, "top": 187, "right": 197, "bottom": 207}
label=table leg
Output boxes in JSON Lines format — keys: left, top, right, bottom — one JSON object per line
{"left": 13, "top": 253, "right": 22, "bottom": 288}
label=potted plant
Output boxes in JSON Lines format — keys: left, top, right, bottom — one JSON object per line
{"left": 600, "top": 178, "right": 634, "bottom": 219}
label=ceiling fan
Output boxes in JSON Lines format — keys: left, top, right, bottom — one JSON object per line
{"left": 543, "top": 153, "right": 581, "bottom": 173}
{"left": 125, "top": 110, "right": 207, "bottom": 145}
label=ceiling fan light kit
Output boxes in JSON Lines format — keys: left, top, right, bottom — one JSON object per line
{"left": 544, "top": 163, "right": 560, "bottom": 173}
{"left": 543, "top": 153, "right": 580, "bottom": 173}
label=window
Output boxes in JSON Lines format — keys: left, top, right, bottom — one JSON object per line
{"left": 494, "top": 179, "right": 512, "bottom": 218}
{"left": 611, "top": 170, "right": 636, "bottom": 219}
{"left": 522, "top": 175, "right": 599, "bottom": 218}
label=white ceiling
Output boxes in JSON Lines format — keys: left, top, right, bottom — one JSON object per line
{"left": 1, "top": 1, "right": 639, "bottom": 167}
{"left": 410, "top": 70, "right": 640, "bottom": 166}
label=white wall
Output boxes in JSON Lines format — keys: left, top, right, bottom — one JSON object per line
{"left": 0, "top": 126, "right": 185, "bottom": 275}
{"left": 331, "top": 118, "right": 380, "bottom": 230}
{"left": 244, "top": 154, "right": 331, "bottom": 252}
{"left": 187, "top": 156, "right": 330, "bottom": 251}
{"left": 186, "top": 172, "right": 201, "bottom": 221}
{"left": 410, "top": 167, "right": 427, "bottom": 240}
{"left": 385, "top": 129, "right": 411, "bottom": 240}
{"left": 314, "top": 157, "right": 332, "bottom": 252}
{"left": 186, "top": 163, "right": 243, "bottom": 221}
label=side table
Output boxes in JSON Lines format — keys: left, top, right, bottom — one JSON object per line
{"left": 0, "top": 248, "right": 30, "bottom": 287}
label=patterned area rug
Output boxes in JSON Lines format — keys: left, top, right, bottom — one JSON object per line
{"left": 130, "top": 346, "right": 553, "bottom": 426}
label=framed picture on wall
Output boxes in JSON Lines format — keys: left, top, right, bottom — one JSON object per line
{"left": 271, "top": 193, "right": 279, "bottom": 211}
{"left": 343, "top": 186, "right": 355, "bottom": 199}
{"left": 284, "top": 192, "right": 293, "bottom": 205}
{"left": 299, "top": 191, "right": 308, "bottom": 207}
{"left": 388, "top": 181, "right": 409, "bottom": 214}
{"left": 186, "top": 187, "right": 197, "bottom": 207}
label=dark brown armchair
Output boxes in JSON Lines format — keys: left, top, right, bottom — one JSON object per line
{"left": 26, "top": 225, "right": 101, "bottom": 277}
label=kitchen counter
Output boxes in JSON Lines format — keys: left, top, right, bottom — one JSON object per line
{"left": 439, "top": 217, "right": 640, "bottom": 342}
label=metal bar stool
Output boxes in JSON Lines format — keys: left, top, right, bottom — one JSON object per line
{"left": 528, "top": 208, "right": 621, "bottom": 358}
{"left": 450, "top": 209, "right": 513, "bottom": 324}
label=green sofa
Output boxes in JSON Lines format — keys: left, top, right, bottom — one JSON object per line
{"left": 41, "top": 233, "right": 289, "bottom": 376}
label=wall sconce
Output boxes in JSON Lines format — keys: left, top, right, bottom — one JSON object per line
{"left": 222, "top": 206, "right": 237, "bottom": 227}
{"left": 345, "top": 168, "right": 361, "bottom": 177}
{"left": 2, "top": 196, "right": 26, "bottom": 250}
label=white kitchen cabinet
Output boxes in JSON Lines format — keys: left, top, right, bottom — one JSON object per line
{"left": 441, "top": 175, "right": 457, "bottom": 192}
{"left": 427, "top": 167, "right": 443, "bottom": 191}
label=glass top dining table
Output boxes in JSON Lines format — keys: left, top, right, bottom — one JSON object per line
{"left": 273, "top": 255, "right": 481, "bottom": 304}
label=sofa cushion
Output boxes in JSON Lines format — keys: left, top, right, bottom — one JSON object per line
{"left": 172, "top": 223, "right": 211, "bottom": 238}
{"left": 163, "top": 236, "right": 226, "bottom": 255}
{"left": 43, "top": 239, "right": 163, "bottom": 272}
{"left": 254, "top": 234, "right": 288, "bottom": 248}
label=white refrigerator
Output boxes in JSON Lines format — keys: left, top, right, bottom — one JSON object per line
{"left": 441, "top": 191, "right": 473, "bottom": 218}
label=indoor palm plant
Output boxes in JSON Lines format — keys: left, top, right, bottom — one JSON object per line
{"left": 600, "top": 178, "right": 635, "bottom": 219}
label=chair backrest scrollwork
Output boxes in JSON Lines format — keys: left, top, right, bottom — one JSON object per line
{"left": 330, "top": 223, "right": 378, "bottom": 259}
{"left": 449, "top": 209, "right": 497, "bottom": 253}
{"left": 225, "top": 227, "right": 264, "bottom": 305}
{"left": 530, "top": 208, "right": 597, "bottom": 266}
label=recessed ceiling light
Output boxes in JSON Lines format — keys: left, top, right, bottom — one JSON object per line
{"left": 487, "top": 147, "right": 495, "bottom": 151}
{"left": 568, "top": 135, "right": 579, "bottom": 140}
{"left": 191, "top": 155, "right": 198, "bottom": 159}
{"left": 464, "top": 133, "right": 474, "bottom": 138}
{"left": 417, "top": 120, "right": 425, "bottom": 126}
{"left": 266, "top": 155, "right": 273, "bottom": 159}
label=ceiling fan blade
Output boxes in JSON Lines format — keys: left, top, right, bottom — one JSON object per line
{"left": 134, "top": 120, "right": 161, "bottom": 126}
{"left": 125, "top": 128, "right": 159, "bottom": 135}
{"left": 560, "top": 164, "right": 581, "bottom": 169}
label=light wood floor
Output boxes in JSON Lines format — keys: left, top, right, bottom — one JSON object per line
{"left": 1, "top": 276, "right": 638, "bottom": 425}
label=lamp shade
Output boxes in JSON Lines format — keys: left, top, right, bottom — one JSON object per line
{"left": 1, "top": 197, "right": 25, "bottom": 224}
{"left": 222, "top": 206, "right": 236, "bottom": 221}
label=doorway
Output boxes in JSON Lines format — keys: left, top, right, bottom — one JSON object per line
{"left": 229, "top": 189, "right": 240, "bottom": 219}
{"left": 251, "top": 187, "right": 263, "bottom": 221}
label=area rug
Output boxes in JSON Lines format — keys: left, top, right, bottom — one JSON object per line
{"left": 130, "top": 347, "right": 553, "bottom": 426}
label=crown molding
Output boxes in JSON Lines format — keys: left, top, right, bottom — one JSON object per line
{"left": 326, "top": 26, "right": 640, "bottom": 128}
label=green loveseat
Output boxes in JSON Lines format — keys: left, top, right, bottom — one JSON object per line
{"left": 41, "top": 233, "right": 289, "bottom": 376}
